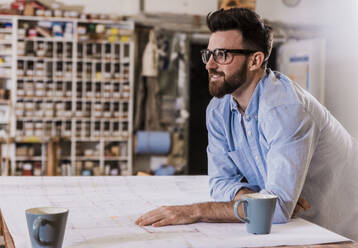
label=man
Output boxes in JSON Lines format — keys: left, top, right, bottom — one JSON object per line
{"left": 136, "top": 8, "right": 358, "bottom": 239}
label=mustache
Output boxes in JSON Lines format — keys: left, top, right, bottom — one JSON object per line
{"left": 208, "top": 70, "right": 224, "bottom": 77}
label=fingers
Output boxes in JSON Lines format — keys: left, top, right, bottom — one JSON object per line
{"left": 152, "top": 218, "right": 172, "bottom": 227}
{"left": 135, "top": 206, "right": 179, "bottom": 227}
{"left": 297, "top": 196, "right": 311, "bottom": 211}
{"left": 292, "top": 197, "right": 311, "bottom": 218}
{"left": 135, "top": 214, "right": 162, "bottom": 226}
{"left": 135, "top": 207, "right": 164, "bottom": 226}
{"left": 135, "top": 205, "right": 198, "bottom": 227}
{"left": 292, "top": 204, "right": 303, "bottom": 218}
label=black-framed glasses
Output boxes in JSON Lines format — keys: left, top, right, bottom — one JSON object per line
{"left": 201, "top": 48, "right": 257, "bottom": 65}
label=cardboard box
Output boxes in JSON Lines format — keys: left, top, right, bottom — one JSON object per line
{"left": 218, "top": 0, "right": 256, "bottom": 10}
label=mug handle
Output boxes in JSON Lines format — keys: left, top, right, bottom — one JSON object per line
{"left": 234, "top": 200, "right": 249, "bottom": 223}
{"left": 33, "top": 217, "right": 54, "bottom": 246}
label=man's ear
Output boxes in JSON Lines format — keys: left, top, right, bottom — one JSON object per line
{"left": 248, "top": 52, "right": 265, "bottom": 71}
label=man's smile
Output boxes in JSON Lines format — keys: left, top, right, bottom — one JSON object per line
{"left": 209, "top": 72, "right": 224, "bottom": 80}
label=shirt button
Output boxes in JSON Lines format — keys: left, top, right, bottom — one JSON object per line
{"left": 255, "top": 155, "right": 259, "bottom": 161}
{"left": 247, "top": 130, "right": 252, "bottom": 136}
{"left": 245, "top": 114, "right": 250, "bottom": 121}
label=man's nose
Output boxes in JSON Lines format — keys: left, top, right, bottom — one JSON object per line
{"left": 205, "top": 55, "right": 218, "bottom": 71}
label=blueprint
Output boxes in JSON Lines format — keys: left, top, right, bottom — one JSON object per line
{"left": 0, "top": 176, "right": 350, "bottom": 248}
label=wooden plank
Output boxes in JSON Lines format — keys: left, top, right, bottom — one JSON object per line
{"left": 0, "top": 211, "right": 15, "bottom": 248}
{"left": 46, "top": 140, "right": 55, "bottom": 176}
{"left": 46, "top": 138, "right": 59, "bottom": 176}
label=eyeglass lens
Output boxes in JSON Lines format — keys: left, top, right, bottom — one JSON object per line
{"left": 201, "top": 49, "right": 227, "bottom": 64}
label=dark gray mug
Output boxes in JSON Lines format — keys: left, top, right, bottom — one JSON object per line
{"left": 25, "top": 207, "right": 69, "bottom": 248}
{"left": 234, "top": 193, "right": 277, "bottom": 234}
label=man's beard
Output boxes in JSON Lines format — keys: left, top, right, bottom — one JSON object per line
{"left": 208, "top": 62, "right": 248, "bottom": 98}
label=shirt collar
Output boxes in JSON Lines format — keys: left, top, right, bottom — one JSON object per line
{"left": 229, "top": 68, "right": 271, "bottom": 116}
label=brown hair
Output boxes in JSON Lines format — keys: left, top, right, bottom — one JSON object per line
{"left": 207, "top": 8, "right": 273, "bottom": 67}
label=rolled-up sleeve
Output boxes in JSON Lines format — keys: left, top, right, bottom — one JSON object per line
{"left": 260, "top": 103, "right": 320, "bottom": 223}
{"left": 207, "top": 105, "right": 260, "bottom": 202}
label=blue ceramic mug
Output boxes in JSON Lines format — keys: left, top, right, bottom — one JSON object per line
{"left": 234, "top": 193, "right": 277, "bottom": 234}
{"left": 25, "top": 207, "right": 68, "bottom": 248}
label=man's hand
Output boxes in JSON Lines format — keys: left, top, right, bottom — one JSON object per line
{"left": 233, "top": 187, "right": 256, "bottom": 218}
{"left": 234, "top": 187, "right": 256, "bottom": 201}
{"left": 135, "top": 200, "right": 242, "bottom": 227}
{"left": 292, "top": 196, "right": 311, "bottom": 217}
{"left": 135, "top": 204, "right": 200, "bottom": 227}
{"left": 135, "top": 188, "right": 258, "bottom": 227}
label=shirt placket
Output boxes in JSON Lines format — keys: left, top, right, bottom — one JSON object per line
{"left": 243, "top": 113, "right": 267, "bottom": 186}
{"left": 231, "top": 109, "right": 241, "bottom": 150}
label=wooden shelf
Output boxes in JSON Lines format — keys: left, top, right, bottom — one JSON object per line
{"left": 76, "top": 156, "right": 100, "bottom": 161}
{"left": 1, "top": 16, "right": 134, "bottom": 176}
{"left": 14, "top": 137, "right": 47, "bottom": 143}
{"left": 104, "top": 157, "right": 128, "bottom": 161}
{"left": 18, "top": 37, "right": 74, "bottom": 42}
{"left": 17, "top": 56, "right": 74, "bottom": 62}
{"left": 16, "top": 156, "right": 42, "bottom": 161}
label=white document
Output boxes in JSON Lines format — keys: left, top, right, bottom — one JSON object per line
{"left": 0, "top": 176, "right": 350, "bottom": 248}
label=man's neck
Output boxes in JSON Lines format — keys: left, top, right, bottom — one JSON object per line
{"left": 232, "top": 69, "right": 265, "bottom": 114}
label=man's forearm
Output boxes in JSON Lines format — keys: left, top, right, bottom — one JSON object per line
{"left": 135, "top": 187, "right": 256, "bottom": 227}
{"left": 194, "top": 201, "right": 238, "bottom": 223}
{"left": 195, "top": 187, "right": 256, "bottom": 223}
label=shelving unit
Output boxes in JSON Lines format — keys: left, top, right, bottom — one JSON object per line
{"left": 0, "top": 15, "right": 134, "bottom": 176}
{"left": 0, "top": 17, "right": 13, "bottom": 176}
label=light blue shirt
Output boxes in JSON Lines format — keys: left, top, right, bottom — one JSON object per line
{"left": 206, "top": 69, "right": 358, "bottom": 226}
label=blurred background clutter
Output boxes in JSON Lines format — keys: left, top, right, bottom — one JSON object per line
{"left": 0, "top": 0, "right": 356, "bottom": 178}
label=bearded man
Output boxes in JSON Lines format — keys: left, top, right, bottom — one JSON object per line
{"left": 135, "top": 8, "right": 358, "bottom": 241}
